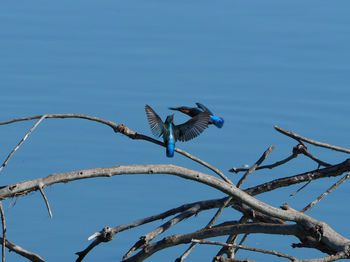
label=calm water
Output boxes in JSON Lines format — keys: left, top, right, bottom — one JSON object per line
{"left": 1, "top": 1, "right": 350, "bottom": 261}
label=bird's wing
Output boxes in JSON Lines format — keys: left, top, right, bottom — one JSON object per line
{"left": 196, "top": 102, "right": 213, "bottom": 115}
{"left": 145, "top": 105, "right": 165, "bottom": 137}
{"left": 174, "top": 112, "right": 210, "bottom": 142}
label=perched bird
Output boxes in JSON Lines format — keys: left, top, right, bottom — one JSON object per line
{"left": 169, "top": 102, "right": 224, "bottom": 128}
{"left": 145, "top": 104, "right": 210, "bottom": 157}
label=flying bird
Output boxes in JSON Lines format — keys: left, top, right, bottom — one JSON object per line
{"left": 169, "top": 102, "right": 224, "bottom": 128}
{"left": 145, "top": 104, "right": 210, "bottom": 157}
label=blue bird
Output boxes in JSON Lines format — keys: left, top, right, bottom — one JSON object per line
{"left": 145, "top": 104, "right": 210, "bottom": 157}
{"left": 169, "top": 102, "right": 224, "bottom": 128}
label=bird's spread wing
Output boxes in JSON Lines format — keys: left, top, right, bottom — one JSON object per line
{"left": 145, "top": 105, "right": 165, "bottom": 137}
{"left": 174, "top": 112, "right": 210, "bottom": 142}
{"left": 196, "top": 102, "right": 213, "bottom": 115}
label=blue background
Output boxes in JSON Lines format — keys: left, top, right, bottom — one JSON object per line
{"left": 1, "top": 1, "right": 350, "bottom": 261}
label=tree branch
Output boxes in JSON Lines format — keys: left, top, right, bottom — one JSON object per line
{"left": 38, "top": 184, "right": 53, "bottom": 218}
{"left": 274, "top": 126, "right": 350, "bottom": 154}
{"left": 237, "top": 146, "right": 275, "bottom": 188}
{"left": 244, "top": 159, "right": 350, "bottom": 196}
{"left": 122, "top": 223, "right": 300, "bottom": 262}
{"left": 123, "top": 205, "right": 201, "bottom": 259}
{"left": 191, "top": 239, "right": 297, "bottom": 261}
{"left": 0, "top": 202, "right": 5, "bottom": 262}
{"left": 0, "top": 237, "right": 45, "bottom": 262}
{"left": 300, "top": 251, "right": 350, "bottom": 262}
{"left": 301, "top": 172, "right": 350, "bottom": 213}
{"left": 0, "top": 115, "right": 47, "bottom": 174}
{"left": 0, "top": 114, "right": 230, "bottom": 183}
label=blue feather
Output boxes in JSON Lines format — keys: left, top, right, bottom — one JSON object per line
{"left": 210, "top": 116, "right": 224, "bottom": 128}
{"left": 166, "top": 123, "right": 175, "bottom": 157}
{"left": 166, "top": 142, "right": 175, "bottom": 157}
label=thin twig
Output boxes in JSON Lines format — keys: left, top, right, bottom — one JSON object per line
{"left": 290, "top": 180, "right": 312, "bottom": 197}
{"left": 175, "top": 148, "right": 232, "bottom": 184}
{"left": 299, "top": 147, "right": 331, "bottom": 167}
{"left": 229, "top": 153, "right": 297, "bottom": 173}
{"left": 38, "top": 184, "right": 52, "bottom": 218}
{"left": 191, "top": 239, "right": 297, "bottom": 261}
{"left": 236, "top": 146, "right": 275, "bottom": 188}
{"left": 275, "top": 126, "right": 350, "bottom": 154}
{"left": 0, "top": 115, "right": 47, "bottom": 174}
{"left": 0, "top": 202, "right": 5, "bottom": 262}
{"left": 234, "top": 233, "right": 249, "bottom": 255}
{"left": 301, "top": 172, "right": 350, "bottom": 213}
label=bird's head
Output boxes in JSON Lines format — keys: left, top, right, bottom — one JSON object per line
{"left": 169, "top": 106, "right": 190, "bottom": 114}
{"left": 165, "top": 114, "right": 174, "bottom": 124}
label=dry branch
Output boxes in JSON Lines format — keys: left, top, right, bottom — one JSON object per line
{"left": 0, "top": 115, "right": 47, "bottom": 174}
{"left": 0, "top": 237, "right": 45, "bottom": 262}
{"left": 274, "top": 126, "right": 350, "bottom": 154}
{"left": 192, "top": 239, "right": 297, "bottom": 261}
{"left": 1, "top": 115, "right": 350, "bottom": 262}
{"left": 122, "top": 223, "right": 300, "bottom": 261}
{"left": 301, "top": 172, "right": 350, "bottom": 213}
{"left": 0, "top": 114, "right": 229, "bottom": 182}
{"left": 0, "top": 202, "right": 5, "bottom": 262}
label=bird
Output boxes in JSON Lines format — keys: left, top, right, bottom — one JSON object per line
{"left": 145, "top": 104, "right": 210, "bottom": 157}
{"left": 169, "top": 102, "right": 224, "bottom": 128}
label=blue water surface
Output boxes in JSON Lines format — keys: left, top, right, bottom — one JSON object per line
{"left": 1, "top": 1, "right": 350, "bottom": 261}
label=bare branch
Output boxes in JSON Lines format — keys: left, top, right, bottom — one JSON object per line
{"left": 2, "top": 115, "right": 350, "bottom": 262}
{"left": 216, "top": 216, "right": 250, "bottom": 259}
{"left": 76, "top": 227, "right": 113, "bottom": 262}
{"left": 230, "top": 153, "right": 297, "bottom": 173}
{"left": 301, "top": 172, "right": 350, "bottom": 213}
{"left": 220, "top": 146, "right": 275, "bottom": 259}
{"left": 0, "top": 115, "right": 47, "bottom": 174}
{"left": 0, "top": 164, "right": 305, "bottom": 222}
{"left": 0, "top": 160, "right": 347, "bottom": 260}
{"left": 0, "top": 114, "right": 229, "bottom": 182}
{"left": 0, "top": 237, "right": 45, "bottom": 262}
{"left": 234, "top": 233, "right": 249, "bottom": 254}
{"left": 230, "top": 143, "right": 331, "bottom": 174}
{"left": 237, "top": 146, "right": 275, "bottom": 188}
{"left": 244, "top": 159, "right": 350, "bottom": 196}
{"left": 300, "top": 251, "right": 350, "bottom": 262}
{"left": 122, "top": 223, "right": 299, "bottom": 262}
{"left": 175, "top": 145, "right": 269, "bottom": 261}
{"left": 0, "top": 202, "right": 5, "bottom": 262}
{"left": 274, "top": 126, "right": 350, "bottom": 154}
{"left": 213, "top": 257, "right": 256, "bottom": 262}
{"left": 174, "top": 147, "right": 232, "bottom": 184}
{"left": 38, "top": 184, "right": 53, "bottom": 218}
{"left": 192, "top": 239, "right": 297, "bottom": 261}
{"left": 176, "top": 197, "right": 233, "bottom": 262}
{"left": 123, "top": 205, "right": 201, "bottom": 259}
{"left": 290, "top": 180, "right": 312, "bottom": 197}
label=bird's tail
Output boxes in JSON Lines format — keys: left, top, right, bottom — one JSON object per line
{"left": 166, "top": 143, "right": 175, "bottom": 157}
{"left": 210, "top": 116, "right": 224, "bottom": 128}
